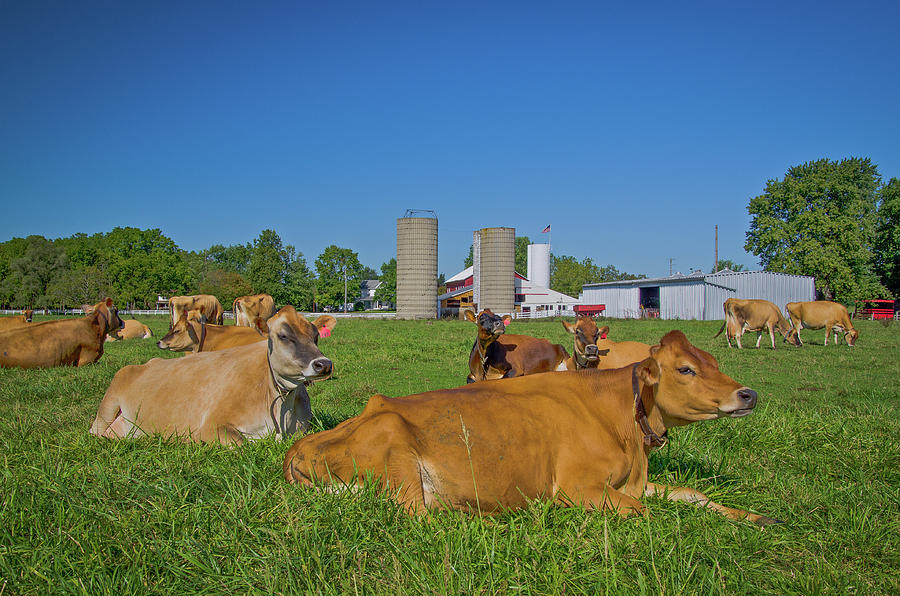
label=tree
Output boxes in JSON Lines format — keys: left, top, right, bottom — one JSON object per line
{"left": 711, "top": 259, "right": 746, "bottom": 273}
{"left": 550, "top": 255, "right": 644, "bottom": 298}
{"left": 374, "top": 258, "right": 397, "bottom": 305}
{"left": 315, "top": 245, "right": 364, "bottom": 310}
{"left": 198, "top": 269, "right": 252, "bottom": 310}
{"left": 745, "top": 157, "right": 887, "bottom": 301}
{"left": 102, "top": 227, "right": 194, "bottom": 308}
{"left": 246, "top": 230, "right": 315, "bottom": 307}
{"left": 3, "top": 236, "right": 68, "bottom": 308}
{"left": 874, "top": 178, "right": 900, "bottom": 296}
{"left": 202, "top": 243, "right": 252, "bottom": 274}
{"left": 282, "top": 249, "right": 316, "bottom": 310}
{"left": 360, "top": 265, "right": 378, "bottom": 280}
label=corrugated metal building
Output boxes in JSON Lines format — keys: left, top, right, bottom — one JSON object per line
{"left": 581, "top": 270, "right": 816, "bottom": 320}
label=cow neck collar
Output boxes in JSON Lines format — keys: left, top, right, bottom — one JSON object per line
{"left": 631, "top": 363, "right": 668, "bottom": 449}
{"left": 93, "top": 308, "right": 109, "bottom": 336}
{"left": 192, "top": 320, "right": 207, "bottom": 353}
{"left": 267, "top": 355, "right": 296, "bottom": 402}
{"left": 472, "top": 338, "right": 491, "bottom": 380}
{"left": 573, "top": 343, "right": 594, "bottom": 369}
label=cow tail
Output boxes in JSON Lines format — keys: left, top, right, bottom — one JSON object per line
{"left": 713, "top": 320, "right": 726, "bottom": 338}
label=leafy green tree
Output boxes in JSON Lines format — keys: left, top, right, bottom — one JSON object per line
{"left": 315, "top": 245, "right": 364, "bottom": 310}
{"left": 46, "top": 266, "right": 112, "bottom": 308}
{"left": 202, "top": 243, "right": 252, "bottom": 274}
{"left": 3, "top": 236, "right": 68, "bottom": 308}
{"left": 282, "top": 250, "right": 316, "bottom": 310}
{"left": 0, "top": 237, "right": 29, "bottom": 307}
{"left": 374, "top": 258, "right": 397, "bottom": 305}
{"left": 874, "top": 178, "right": 900, "bottom": 296}
{"left": 745, "top": 157, "right": 887, "bottom": 301}
{"left": 360, "top": 265, "right": 378, "bottom": 280}
{"left": 198, "top": 269, "right": 252, "bottom": 310}
{"left": 246, "top": 229, "right": 315, "bottom": 308}
{"left": 711, "top": 259, "right": 746, "bottom": 273}
{"left": 550, "top": 255, "right": 644, "bottom": 298}
{"left": 103, "top": 227, "right": 194, "bottom": 308}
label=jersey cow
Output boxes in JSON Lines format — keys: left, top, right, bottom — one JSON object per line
{"left": 90, "top": 306, "right": 333, "bottom": 444}
{"left": 106, "top": 319, "right": 153, "bottom": 342}
{"left": 562, "top": 316, "right": 651, "bottom": 370}
{"left": 157, "top": 311, "right": 266, "bottom": 353}
{"left": 785, "top": 301, "right": 858, "bottom": 346}
{"left": 284, "top": 330, "right": 776, "bottom": 525}
{"left": 465, "top": 309, "right": 568, "bottom": 383}
{"left": 714, "top": 298, "right": 798, "bottom": 349}
{"left": 234, "top": 293, "right": 276, "bottom": 331}
{"left": 168, "top": 294, "right": 224, "bottom": 326}
{"left": 0, "top": 299, "right": 123, "bottom": 369}
{"left": 0, "top": 309, "right": 34, "bottom": 332}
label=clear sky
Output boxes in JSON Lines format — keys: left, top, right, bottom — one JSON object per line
{"left": 2, "top": 1, "right": 898, "bottom": 279}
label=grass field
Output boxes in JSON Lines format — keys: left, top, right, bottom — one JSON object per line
{"left": 1, "top": 315, "right": 898, "bottom": 594}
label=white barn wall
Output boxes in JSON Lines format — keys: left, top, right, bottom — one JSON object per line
{"left": 661, "top": 282, "right": 704, "bottom": 319}
{"left": 581, "top": 286, "right": 639, "bottom": 318}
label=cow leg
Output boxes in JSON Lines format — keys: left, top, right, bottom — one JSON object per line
{"left": 554, "top": 483, "right": 643, "bottom": 517}
{"left": 824, "top": 327, "right": 829, "bottom": 346}
{"left": 755, "top": 331, "right": 762, "bottom": 348}
{"left": 769, "top": 325, "right": 776, "bottom": 349}
{"left": 735, "top": 328, "right": 743, "bottom": 349}
{"left": 77, "top": 346, "right": 101, "bottom": 367}
{"left": 644, "top": 482, "right": 779, "bottom": 526}
{"left": 90, "top": 393, "right": 122, "bottom": 437}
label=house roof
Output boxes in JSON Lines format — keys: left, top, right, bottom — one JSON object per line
{"left": 361, "top": 279, "right": 382, "bottom": 291}
{"left": 445, "top": 266, "right": 473, "bottom": 284}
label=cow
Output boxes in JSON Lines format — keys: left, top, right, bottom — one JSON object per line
{"left": 168, "top": 295, "right": 224, "bottom": 326}
{"left": 561, "top": 316, "right": 651, "bottom": 370}
{"left": 90, "top": 305, "right": 333, "bottom": 444}
{"left": 284, "top": 330, "right": 776, "bottom": 525}
{"left": 785, "top": 301, "right": 858, "bottom": 346}
{"left": 465, "top": 309, "right": 568, "bottom": 383}
{"left": 234, "top": 293, "right": 277, "bottom": 331}
{"left": 0, "top": 299, "right": 123, "bottom": 369}
{"left": 106, "top": 319, "right": 153, "bottom": 342}
{"left": 156, "top": 311, "right": 266, "bottom": 353}
{"left": 311, "top": 315, "right": 337, "bottom": 338}
{"left": 714, "top": 298, "right": 798, "bottom": 349}
{"left": 0, "top": 309, "right": 34, "bottom": 333}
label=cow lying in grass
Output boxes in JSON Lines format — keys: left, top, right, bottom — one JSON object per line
{"left": 561, "top": 316, "right": 651, "bottom": 370}
{"left": 106, "top": 319, "right": 153, "bottom": 341}
{"left": 465, "top": 309, "right": 568, "bottom": 383}
{"left": 0, "top": 309, "right": 33, "bottom": 333}
{"left": 0, "top": 299, "right": 122, "bottom": 368}
{"left": 284, "top": 330, "right": 776, "bottom": 525}
{"left": 156, "top": 311, "right": 267, "bottom": 353}
{"left": 90, "top": 306, "right": 333, "bottom": 444}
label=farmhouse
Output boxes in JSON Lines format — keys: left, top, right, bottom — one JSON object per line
{"left": 581, "top": 270, "right": 815, "bottom": 320}
{"left": 438, "top": 266, "right": 579, "bottom": 318}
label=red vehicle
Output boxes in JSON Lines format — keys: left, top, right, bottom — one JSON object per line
{"left": 854, "top": 299, "right": 896, "bottom": 320}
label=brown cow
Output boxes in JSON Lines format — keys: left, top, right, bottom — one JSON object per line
{"left": 785, "top": 301, "right": 858, "bottom": 346}
{"left": 106, "top": 319, "right": 153, "bottom": 342}
{"left": 0, "top": 309, "right": 33, "bottom": 333}
{"left": 714, "top": 298, "right": 798, "bottom": 349}
{"left": 465, "top": 309, "right": 568, "bottom": 383}
{"left": 0, "top": 299, "right": 123, "bottom": 369}
{"left": 168, "top": 295, "right": 224, "bottom": 326}
{"left": 234, "top": 293, "right": 277, "bottom": 331}
{"left": 562, "top": 316, "right": 651, "bottom": 371}
{"left": 90, "top": 306, "right": 333, "bottom": 444}
{"left": 284, "top": 330, "right": 775, "bottom": 525}
{"left": 156, "top": 311, "right": 266, "bottom": 353}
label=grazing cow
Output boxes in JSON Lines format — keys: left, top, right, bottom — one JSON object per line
{"left": 168, "top": 295, "right": 224, "bottom": 326}
{"left": 234, "top": 293, "right": 277, "bottom": 331}
{"left": 90, "top": 306, "right": 333, "bottom": 444}
{"left": 284, "top": 330, "right": 775, "bottom": 525}
{"left": 465, "top": 309, "right": 568, "bottom": 383}
{"left": 785, "top": 301, "right": 858, "bottom": 346}
{"left": 0, "top": 309, "right": 33, "bottom": 333}
{"left": 562, "top": 316, "right": 651, "bottom": 370}
{"left": 106, "top": 319, "right": 153, "bottom": 342}
{"left": 714, "top": 298, "right": 798, "bottom": 349}
{"left": 0, "top": 299, "right": 123, "bottom": 369}
{"left": 156, "top": 311, "right": 266, "bottom": 353}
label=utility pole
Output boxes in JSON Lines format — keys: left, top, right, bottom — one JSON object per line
{"left": 669, "top": 258, "right": 674, "bottom": 276}
{"left": 714, "top": 225, "right": 719, "bottom": 273}
{"left": 343, "top": 261, "right": 348, "bottom": 314}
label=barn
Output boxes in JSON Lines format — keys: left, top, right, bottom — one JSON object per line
{"left": 581, "top": 270, "right": 816, "bottom": 320}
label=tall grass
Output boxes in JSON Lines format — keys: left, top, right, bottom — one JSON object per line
{"left": 1, "top": 315, "right": 898, "bottom": 594}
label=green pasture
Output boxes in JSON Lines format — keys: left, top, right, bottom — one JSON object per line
{"left": 1, "top": 315, "right": 898, "bottom": 594}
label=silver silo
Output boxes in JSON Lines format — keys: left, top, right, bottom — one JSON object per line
{"left": 396, "top": 210, "right": 438, "bottom": 319}
{"left": 473, "top": 227, "right": 515, "bottom": 314}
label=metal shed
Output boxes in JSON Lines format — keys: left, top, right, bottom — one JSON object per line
{"left": 581, "top": 270, "right": 816, "bottom": 320}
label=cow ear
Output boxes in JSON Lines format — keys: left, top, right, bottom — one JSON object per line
{"left": 599, "top": 325, "right": 610, "bottom": 336}
{"left": 105, "top": 297, "right": 113, "bottom": 307}
{"left": 636, "top": 356, "right": 660, "bottom": 387}
{"left": 562, "top": 320, "right": 575, "bottom": 334}
{"left": 502, "top": 315, "right": 512, "bottom": 325}
{"left": 464, "top": 310, "right": 476, "bottom": 323}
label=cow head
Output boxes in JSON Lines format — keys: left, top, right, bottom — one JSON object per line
{"left": 465, "top": 309, "right": 510, "bottom": 345}
{"left": 634, "top": 330, "right": 757, "bottom": 428}
{"left": 23, "top": 309, "right": 33, "bottom": 323}
{"left": 266, "top": 306, "right": 333, "bottom": 389}
{"left": 89, "top": 298, "right": 124, "bottom": 336}
{"left": 844, "top": 327, "right": 859, "bottom": 346}
{"left": 157, "top": 311, "right": 201, "bottom": 351}
{"left": 561, "top": 315, "right": 607, "bottom": 364}
{"left": 778, "top": 319, "right": 801, "bottom": 346}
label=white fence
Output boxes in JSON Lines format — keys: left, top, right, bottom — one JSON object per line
{"left": 512, "top": 308, "right": 577, "bottom": 320}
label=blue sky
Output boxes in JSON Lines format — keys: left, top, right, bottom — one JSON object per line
{"left": 2, "top": 1, "right": 898, "bottom": 279}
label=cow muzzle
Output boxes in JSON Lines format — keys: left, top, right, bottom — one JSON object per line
{"left": 584, "top": 344, "right": 599, "bottom": 360}
{"left": 721, "top": 387, "right": 757, "bottom": 418}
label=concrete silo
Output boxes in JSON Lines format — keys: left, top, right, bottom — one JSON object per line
{"left": 473, "top": 227, "right": 515, "bottom": 314}
{"left": 527, "top": 243, "right": 550, "bottom": 289}
{"left": 396, "top": 211, "right": 438, "bottom": 319}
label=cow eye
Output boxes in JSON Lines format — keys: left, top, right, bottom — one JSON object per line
{"left": 678, "top": 366, "right": 696, "bottom": 376}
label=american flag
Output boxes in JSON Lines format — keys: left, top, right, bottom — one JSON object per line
{"left": 542, "top": 224, "right": 551, "bottom": 233}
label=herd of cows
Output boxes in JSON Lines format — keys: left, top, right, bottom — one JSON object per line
{"left": 0, "top": 293, "right": 858, "bottom": 526}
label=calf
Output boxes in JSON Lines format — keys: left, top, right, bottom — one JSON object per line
{"left": 156, "top": 311, "right": 266, "bottom": 353}
{"left": 234, "top": 293, "right": 277, "bottom": 331}
{"left": 465, "top": 309, "right": 568, "bottom": 383}
{"left": 90, "top": 306, "right": 333, "bottom": 444}
{"left": 106, "top": 319, "right": 153, "bottom": 341}
{"left": 168, "top": 294, "right": 224, "bottom": 326}
{"left": 714, "top": 298, "right": 798, "bottom": 349}
{"left": 786, "top": 301, "right": 858, "bottom": 346}
{"left": 562, "top": 316, "right": 651, "bottom": 370}
{"left": 284, "top": 330, "right": 775, "bottom": 525}
{"left": 0, "top": 299, "right": 123, "bottom": 368}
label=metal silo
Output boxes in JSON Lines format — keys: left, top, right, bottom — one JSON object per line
{"left": 396, "top": 210, "right": 438, "bottom": 319}
{"left": 527, "top": 243, "right": 550, "bottom": 289}
{"left": 474, "top": 227, "right": 515, "bottom": 314}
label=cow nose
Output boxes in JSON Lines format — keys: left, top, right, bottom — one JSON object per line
{"left": 737, "top": 388, "right": 757, "bottom": 408}
{"left": 312, "top": 357, "right": 332, "bottom": 377}
{"left": 585, "top": 344, "right": 599, "bottom": 356}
